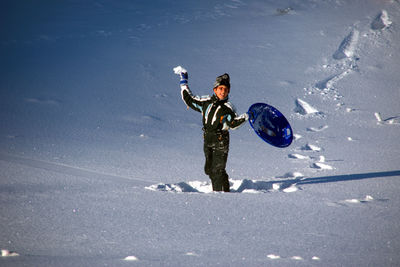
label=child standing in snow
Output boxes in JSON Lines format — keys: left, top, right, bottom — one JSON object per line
{"left": 174, "top": 66, "right": 249, "bottom": 192}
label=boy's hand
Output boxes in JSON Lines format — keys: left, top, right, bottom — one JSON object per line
{"left": 173, "top": 66, "right": 188, "bottom": 85}
{"left": 246, "top": 111, "right": 254, "bottom": 121}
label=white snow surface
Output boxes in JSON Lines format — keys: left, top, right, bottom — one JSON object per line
{"left": 1, "top": 0, "right": 400, "bottom": 266}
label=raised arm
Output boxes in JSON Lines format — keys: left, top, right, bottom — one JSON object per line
{"left": 174, "top": 66, "right": 210, "bottom": 113}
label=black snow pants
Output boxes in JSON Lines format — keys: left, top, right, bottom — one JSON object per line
{"left": 203, "top": 130, "right": 230, "bottom": 192}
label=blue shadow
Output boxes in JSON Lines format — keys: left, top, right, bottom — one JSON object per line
{"left": 297, "top": 170, "right": 400, "bottom": 185}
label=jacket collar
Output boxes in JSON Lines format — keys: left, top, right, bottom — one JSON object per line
{"left": 211, "top": 94, "right": 228, "bottom": 103}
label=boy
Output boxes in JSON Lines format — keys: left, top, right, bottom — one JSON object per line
{"left": 174, "top": 66, "right": 248, "bottom": 192}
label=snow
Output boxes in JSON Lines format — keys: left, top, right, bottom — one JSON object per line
{"left": 333, "top": 29, "right": 360, "bottom": 60}
{"left": 371, "top": 10, "right": 392, "bottom": 30}
{"left": 173, "top": 66, "right": 187, "bottom": 75}
{"left": 1, "top": 249, "right": 19, "bottom": 257}
{"left": 301, "top": 143, "right": 322, "bottom": 152}
{"left": 1, "top": 0, "right": 400, "bottom": 266}
{"left": 294, "top": 98, "right": 320, "bottom": 115}
{"left": 123, "top": 255, "right": 139, "bottom": 261}
{"left": 311, "top": 162, "right": 334, "bottom": 170}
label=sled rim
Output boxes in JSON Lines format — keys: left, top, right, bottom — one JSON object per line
{"left": 248, "top": 103, "right": 293, "bottom": 148}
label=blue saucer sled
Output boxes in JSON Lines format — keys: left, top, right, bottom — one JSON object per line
{"left": 248, "top": 103, "right": 293, "bottom": 148}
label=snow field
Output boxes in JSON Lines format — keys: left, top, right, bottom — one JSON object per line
{"left": 153, "top": 4, "right": 398, "bottom": 190}
{"left": 1, "top": 0, "right": 400, "bottom": 266}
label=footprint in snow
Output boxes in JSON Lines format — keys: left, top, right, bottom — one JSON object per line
{"left": 315, "top": 69, "right": 353, "bottom": 91}
{"left": 1, "top": 249, "right": 19, "bottom": 257}
{"left": 185, "top": 252, "right": 200, "bottom": 257}
{"left": 123, "top": 255, "right": 139, "bottom": 261}
{"left": 371, "top": 10, "right": 392, "bottom": 30}
{"left": 375, "top": 112, "right": 400, "bottom": 125}
{"left": 300, "top": 143, "right": 322, "bottom": 152}
{"left": 293, "top": 133, "right": 302, "bottom": 140}
{"left": 294, "top": 99, "right": 320, "bottom": 115}
{"left": 276, "top": 172, "right": 304, "bottom": 179}
{"left": 346, "top": 107, "right": 357, "bottom": 113}
{"left": 311, "top": 156, "right": 333, "bottom": 170}
{"left": 267, "top": 254, "right": 320, "bottom": 261}
{"left": 333, "top": 29, "right": 359, "bottom": 60}
{"left": 276, "top": 7, "right": 293, "bottom": 15}
{"left": 311, "top": 162, "right": 333, "bottom": 170}
{"left": 327, "top": 195, "right": 388, "bottom": 207}
{"left": 344, "top": 195, "right": 374, "bottom": 204}
{"left": 307, "top": 125, "right": 329, "bottom": 132}
{"left": 288, "top": 153, "right": 310, "bottom": 160}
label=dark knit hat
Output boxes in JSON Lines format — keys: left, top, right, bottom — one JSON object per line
{"left": 213, "top": 73, "right": 230, "bottom": 89}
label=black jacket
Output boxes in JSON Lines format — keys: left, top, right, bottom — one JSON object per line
{"left": 181, "top": 85, "right": 247, "bottom": 137}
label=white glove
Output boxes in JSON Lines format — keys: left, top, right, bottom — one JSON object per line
{"left": 173, "top": 66, "right": 188, "bottom": 85}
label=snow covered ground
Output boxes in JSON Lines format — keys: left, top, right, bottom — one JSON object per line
{"left": 1, "top": 0, "right": 399, "bottom": 266}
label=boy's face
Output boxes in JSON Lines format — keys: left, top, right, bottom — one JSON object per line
{"left": 213, "top": 85, "right": 230, "bottom": 100}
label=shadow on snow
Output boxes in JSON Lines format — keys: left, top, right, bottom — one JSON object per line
{"left": 147, "top": 170, "right": 400, "bottom": 193}
{"left": 295, "top": 170, "right": 400, "bottom": 185}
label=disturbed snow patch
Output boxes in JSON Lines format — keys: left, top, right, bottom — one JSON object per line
{"left": 1, "top": 249, "right": 19, "bottom": 257}
{"left": 327, "top": 195, "right": 382, "bottom": 207}
{"left": 374, "top": 112, "right": 400, "bottom": 125}
{"left": 288, "top": 153, "right": 310, "bottom": 160}
{"left": 307, "top": 125, "right": 329, "bottom": 132}
{"left": 146, "top": 178, "right": 301, "bottom": 193}
{"left": 371, "top": 10, "right": 392, "bottom": 30}
{"left": 333, "top": 29, "right": 359, "bottom": 60}
{"left": 301, "top": 143, "right": 322, "bottom": 152}
{"left": 294, "top": 98, "right": 319, "bottom": 115}
{"left": 267, "top": 253, "right": 320, "bottom": 261}
{"left": 276, "top": 172, "right": 304, "bottom": 178}
{"left": 146, "top": 181, "right": 212, "bottom": 193}
{"left": 315, "top": 69, "right": 353, "bottom": 91}
{"left": 344, "top": 195, "right": 374, "bottom": 204}
{"left": 123, "top": 255, "right": 139, "bottom": 261}
{"left": 267, "top": 254, "right": 281, "bottom": 259}
{"left": 311, "top": 162, "right": 334, "bottom": 170}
